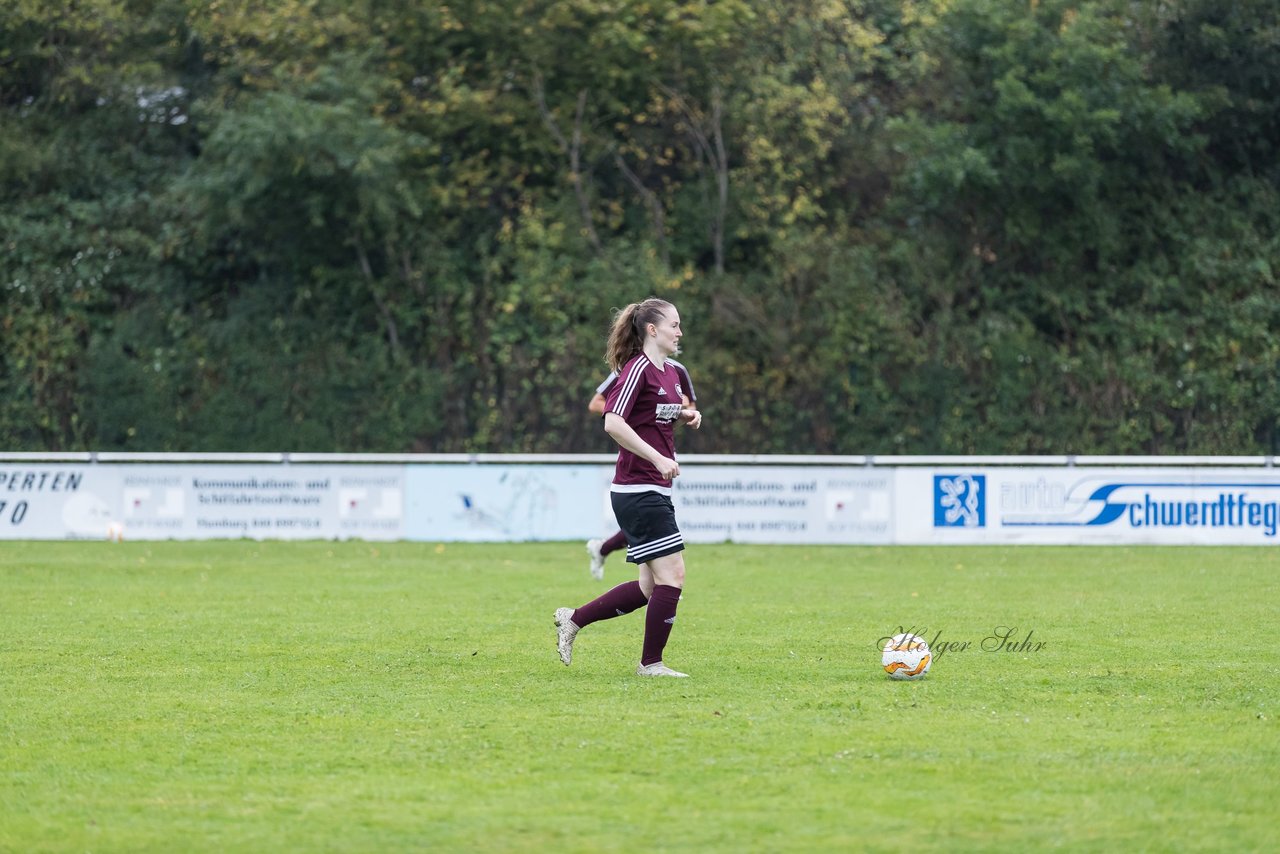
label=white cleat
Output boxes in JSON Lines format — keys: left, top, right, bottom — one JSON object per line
{"left": 554, "top": 607, "right": 579, "bottom": 666}
{"left": 586, "top": 539, "right": 605, "bottom": 580}
{"left": 636, "top": 661, "right": 689, "bottom": 678}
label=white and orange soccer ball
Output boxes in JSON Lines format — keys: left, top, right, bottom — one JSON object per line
{"left": 882, "top": 632, "right": 932, "bottom": 680}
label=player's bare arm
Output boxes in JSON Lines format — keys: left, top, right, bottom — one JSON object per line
{"left": 603, "top": 412, "right": 680, "bottom": 479}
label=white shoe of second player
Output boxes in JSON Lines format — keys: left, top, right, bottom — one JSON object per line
{"left": 586, "top": 539, "right": 605, "bottom": 580}
{"left": 636, "top": 661, "right": 689, "bottom": 678}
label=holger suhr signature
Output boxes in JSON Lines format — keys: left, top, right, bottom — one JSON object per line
{"left": 879, "top": 626, "right": 1047, "bottom": 657}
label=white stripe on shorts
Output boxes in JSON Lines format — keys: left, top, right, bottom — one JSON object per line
{"left": 628, "top": 531, "right": 684, "bottom": 562}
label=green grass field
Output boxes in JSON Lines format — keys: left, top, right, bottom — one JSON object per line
{"left": 2, "top": 541, "right": 1276, "bottom": 852}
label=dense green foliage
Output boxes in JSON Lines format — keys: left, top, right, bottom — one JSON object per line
{"left": 3, "top": 0, "right": 1277, "bottom": 453}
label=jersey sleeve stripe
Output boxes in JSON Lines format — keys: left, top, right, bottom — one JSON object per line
{"left": 612, "top": 356, "right": 647, "bottom": 414}
{"left": 595, "top": 371, "right": 618, "bottom": 395}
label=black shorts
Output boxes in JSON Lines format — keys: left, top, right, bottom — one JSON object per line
{"left": 611, "top": 490, "right": 685, "bottom": 564}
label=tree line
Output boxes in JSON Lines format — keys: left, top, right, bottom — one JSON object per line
{"left": 2, "top": 0, "right": 1277, "bottom": 454}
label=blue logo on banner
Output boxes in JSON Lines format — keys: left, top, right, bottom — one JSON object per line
{"left": 934, "top": 474, "right": 986, "bottom": 527}
{"left": 1001, "top": 481, "right": 1280, "bottom": 536}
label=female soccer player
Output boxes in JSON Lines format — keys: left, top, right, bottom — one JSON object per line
{"left": 555, "top": 298, "right": 702, "bottom": 677}
{"left": 585, "top": 359, "right": 697, "bottom": 580}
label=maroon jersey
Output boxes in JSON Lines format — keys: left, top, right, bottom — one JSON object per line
{"left": 597, "top": 357, "right": 696, "bottom": 404}
{"left": 605, "top": 353, "right": 685, "bottom": 492}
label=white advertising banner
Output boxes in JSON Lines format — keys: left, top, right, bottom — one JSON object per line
{"left": 675, "top": 466, "right": 893, "bottom": 544}
{"left": 895, "top": 467, "right": 1280, "bottom": 545}
{"left": 0, "top": 464, "right": 120, "bottom": 539}
{"left": 2, "top": 458, "right": 1275, "bottom": 545}
{"left": 124, "top": 464, "right": 404, "bottom": 540}
{"left": 0, "top": 463, "right": 405, "bottom": 541}
{"left": 399, "top": 463, "right": 894, "bottom": 544}
{"left": 403, "top": 464, "right": 614, "bottom": 541}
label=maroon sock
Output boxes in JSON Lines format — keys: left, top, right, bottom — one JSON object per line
{"left": 640, "top": 584, "right": 682, "bottom": 666}
{"left": 572, "top": 581, "right": 648, "bottom": 629}
{"left": 600, "top": 530, "right": 628, "bottom": 557}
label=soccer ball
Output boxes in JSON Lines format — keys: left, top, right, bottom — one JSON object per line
{"left": 882, "top": 632, "right": 931, "bottom": 680}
